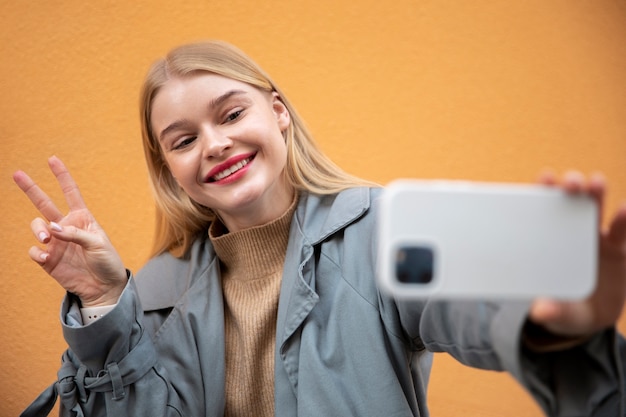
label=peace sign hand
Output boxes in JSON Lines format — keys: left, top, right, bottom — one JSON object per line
{"left": 13, "top": 156, "right": 127, "bottom": 307}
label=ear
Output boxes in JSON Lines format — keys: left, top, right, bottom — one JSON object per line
{"left": 271, "top": 92, "right": 290, "bottom": 132}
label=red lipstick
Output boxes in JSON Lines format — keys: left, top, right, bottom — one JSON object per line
{"left": 205, "top": 152, "right": 256, "bottom": 183}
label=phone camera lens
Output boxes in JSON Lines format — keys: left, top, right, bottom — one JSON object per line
{"left": 395, "top": 247, "right": 434, "bottom": 284}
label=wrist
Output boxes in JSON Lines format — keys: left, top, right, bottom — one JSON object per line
{"left": 79, "top": 269, "right": 129, "bottom": 308}
{"left": 522, "top": 320, "right": 594, "bottom": 352}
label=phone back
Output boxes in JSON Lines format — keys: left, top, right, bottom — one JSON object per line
{"left": 377, "top": 180, "right": 598, "bottom": 299}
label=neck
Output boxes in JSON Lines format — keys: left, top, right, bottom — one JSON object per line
{"left": 217, "top": 182, "right": 295, "bottom": 233}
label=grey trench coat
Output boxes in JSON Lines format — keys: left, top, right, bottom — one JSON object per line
{"left": 22, "top": 187, "right": 624, "bottom": 416}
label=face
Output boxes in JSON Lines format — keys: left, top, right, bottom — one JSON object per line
{"left": 151, "top": 72, "right": 293, "bottom": 232}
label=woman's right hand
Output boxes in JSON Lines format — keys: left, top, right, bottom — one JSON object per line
{"left": 13, "top": 156, "right": 127, "bottom": 307}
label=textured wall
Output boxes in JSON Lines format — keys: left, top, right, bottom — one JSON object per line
{"left": 1, "top": 1, "right": 625, "bottom": 416}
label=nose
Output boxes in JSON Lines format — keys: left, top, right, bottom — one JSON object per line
{"left": 200, "top": 125, "right": 233, "bottom": 159}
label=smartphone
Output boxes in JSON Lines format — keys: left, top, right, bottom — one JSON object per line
{"left": 377, "top": 180, "right": 598, "bottom": 299}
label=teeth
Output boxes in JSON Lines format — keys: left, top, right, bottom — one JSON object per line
{"left": 213, "top": 157, "right": 251, "bottom": 181}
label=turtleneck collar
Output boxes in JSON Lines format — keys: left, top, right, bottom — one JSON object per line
{"left": 208, "top": 193, "right": 299, "bottom": 280}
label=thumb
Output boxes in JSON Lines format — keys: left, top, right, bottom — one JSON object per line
{"left": 49, "top": 221, "right": 104, "bottom": 250}
{"left": 529, "top": 298, "right": 563, "bottom": 324}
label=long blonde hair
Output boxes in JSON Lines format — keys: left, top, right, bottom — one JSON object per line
{"left": 140, "top": 40, "right": 376, "bottom": 257}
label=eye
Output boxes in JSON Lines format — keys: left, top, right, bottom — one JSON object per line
{"left": 225, "top": 109, "right": 243, "bottom": 123}
{"left": 172, "top": 136, "right": 197, "bottom": 150}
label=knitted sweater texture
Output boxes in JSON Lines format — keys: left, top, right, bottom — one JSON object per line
{"left": 209, "top": 196, "right": 297, "bottom": 417}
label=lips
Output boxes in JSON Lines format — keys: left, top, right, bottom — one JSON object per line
{"left": 205, "top": 153, "right": 256, "bottom": 183}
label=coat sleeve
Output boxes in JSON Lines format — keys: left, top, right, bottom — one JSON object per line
{"left": 398, "top": 299, "right": 625, "bottom": 416}
{"left": 20, "top": 277, "right": 183, "bottom": 417}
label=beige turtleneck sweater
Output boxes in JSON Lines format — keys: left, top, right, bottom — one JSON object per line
{"left": 209, "top": 196, "right": 297, "bottom": 417}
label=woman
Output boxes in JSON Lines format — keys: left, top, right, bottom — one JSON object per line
{"left": 15, "top": 40, "right": 626, "bottom": 416}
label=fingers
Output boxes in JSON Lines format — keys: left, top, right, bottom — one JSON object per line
{"left": 28, "top": 221, "right": 105, "bottom": 268}
{"left": 537, "top": 169, "right": 557, "bottom": 186}
{"left": 538, "top": 169, "right": 606, "bottom": 194}
{"left": 562, "top": 171, "right": 606, "bottom": 199}
{"left": 529, "top": 298, "right": 556, "bottom": 322}
{"left": 13, "top": 156, "right": 88, "bottom": 222}
{"left": 528, "top": 299, "right": 575, "bottom": 333}
{"left": 28, "top": 245, "right": 49, "bottom": 265}
{"left": 28, "top": 218, "right": 72, "bottom": 265}
{"left": 529, "top": 297, "right": 597, "bottom": 337}
{"left": 606, "top": 203, "right": 626, "bottom": 246}
{"left": 563, "top": 171, "right": 606, "bottom": 227}
{"left": 31, "top": 217, "right": 51, "bottom": 244}
{"left": 13, "top": 170, "right": 64, "bottom": 222}
{"left": 48, "top": 156, "right": 87, "bottom": 211}
{"left": 539, "top": 169, "right": 606, "bottom": 226}
{"left": 528, "top": 299, "right": 567, "bottom": 333}
{"left": 587, "top": 172, "right": 607, "bottom": 201}
{"left": 46, "top": 222, "right": 103, "bottom": 250}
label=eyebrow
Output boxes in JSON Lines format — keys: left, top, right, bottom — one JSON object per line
{"left": 158, "top": 89, "right": 248, "bottom": 142}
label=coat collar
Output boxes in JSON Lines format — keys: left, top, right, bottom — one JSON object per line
{"left": 136, "top": 187, "right": 374, "bottom": 312}
{"left": 294, "top": 187, "right": 372, "bottom": 246}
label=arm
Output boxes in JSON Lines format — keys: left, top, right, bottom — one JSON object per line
{"left": 14, "top": 157, "right": 181, "bottom": 417}
{"left": 407, "top": 298, "right": 623, "bottom": 416}
{"left": 400, "top": 171, "right": 626, "bottom": 415}
{"left": 21, "top": 277, "right": 183, "bottom": 417}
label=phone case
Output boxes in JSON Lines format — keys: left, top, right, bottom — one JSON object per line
{"left": 377, "top": 180, "right": 598, "bottom": 299}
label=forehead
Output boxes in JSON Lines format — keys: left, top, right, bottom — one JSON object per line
{"left": 153, "top": 73, "right": 256, "bottom": 107}
{"left": 150, "top": 73, "right": 265, "bottom": 129}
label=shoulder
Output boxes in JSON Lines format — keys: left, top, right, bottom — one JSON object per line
{"left": 295, "top": 186, "right": 383, "bottom": 244}
{"left": 135, "top": 236, "right": 216, "bottom": 310}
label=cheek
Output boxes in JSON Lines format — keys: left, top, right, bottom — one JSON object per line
{"left": 272, "top": 136, "right": 288, "bottom": 169}
{"left": 164, "top": 155, "right": 198, "bottom": 185}
{"left": 275, "top": 135, "right": 289, "bottom": 166}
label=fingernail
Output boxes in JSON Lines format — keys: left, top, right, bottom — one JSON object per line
{"left": 38, "top": 232, "right": 49, "bottom": 242}
{"left": 50, "top": 222, "right": 63, "bottom": 232}
{"left": 40, "top": 253, "right": 49, "bottom": 262}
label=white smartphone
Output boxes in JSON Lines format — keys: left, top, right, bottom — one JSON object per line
{"left": 377, "top": 180, "right": 598, "bottom": 300}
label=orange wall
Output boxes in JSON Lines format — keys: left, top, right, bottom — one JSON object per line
{"left": 1, "top": 1, "right": 625, "bottom": 416}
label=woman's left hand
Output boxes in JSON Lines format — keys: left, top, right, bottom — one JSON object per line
{"left": 529, "top": 171, "right": 626, "bottom": 338}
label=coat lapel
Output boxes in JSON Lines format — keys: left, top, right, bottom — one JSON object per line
{"left": 274, "top": 188, "right": 372, "bottom": 405}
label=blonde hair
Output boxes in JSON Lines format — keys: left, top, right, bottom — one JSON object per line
{"left": 140, "top": 40, "right": 376, "bottom": 257}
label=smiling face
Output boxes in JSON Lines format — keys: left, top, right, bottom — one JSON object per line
{"left": 150, "top": 72, "right": 293, "bottom": 232}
